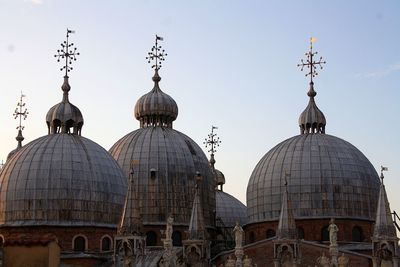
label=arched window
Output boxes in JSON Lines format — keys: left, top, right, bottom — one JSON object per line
{"left": 321, "top": 226, "right": 329, "bottom": 241}
{"left": 352, "top": 226, "right": 363, "bottom": 242}
{"left": 249, "top": 232, "right": 255, "bottom": 243}
{"left": 146, "top": 231, "right": 157, "bottom": 246}
{"left": 73, "top": 235, "right": 87, "bottom": 252}
{"left": 172, "top": 231, "right": 182, "bottom": 246}
{"left": 297, "top": 227, "right": 305, "bottom": 239}
{"left": 266, "top": 229, "right": 275, "bottom": 239}
{"left": 101, "top": 236, "right": 112, "bottom": 252}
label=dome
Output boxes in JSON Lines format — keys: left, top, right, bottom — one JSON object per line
{"left": 46, "top": 77, "right": 84, "bottom": 135}
{"left": 214, "top": 169, "right": 225, "bottom": 187}
{"left": 216, "top": 190, "right": 247, "bottom": 227}
{"left": 0, "top": 134, "right": 127, "bottom": 227}
{"left": 134, "top": 70, "right": 178, "bottom": 128}
{"left": 109, "top": 126, "right": 215, "bottom": 227}
{"left": 246, "top": 133, "right": 380, "bottom": 224}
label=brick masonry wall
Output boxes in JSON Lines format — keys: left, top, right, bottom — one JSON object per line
{"left": 244, "top": 218, "right": 374, "bottom": 244}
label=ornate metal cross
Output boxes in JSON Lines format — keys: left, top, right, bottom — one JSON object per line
{"left": 13, "top": 92, "right": 28, "bottom": 131}
{"left": 146, "top": 35, "right": 167, "bottom": 70}
{"left": 204, "top": 126, "right": 221, "bottom": 155}
{"left": 54, "top": 29, "right": 80, "bottom": 76}
{"left": 297, "top": 37, "right": 326, "bottom": 82}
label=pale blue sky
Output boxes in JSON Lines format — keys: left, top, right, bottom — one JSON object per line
{"left": 0, "top": 0, "right": 399, "bottom": 213}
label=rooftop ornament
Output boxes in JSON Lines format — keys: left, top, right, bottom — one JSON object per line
{"left": 146, "top": 35, "right": 167, "bottom": 71}
{"left": 297, "top": 38, "right": 327, "bottom": 134}
{"left": 204, "top": 126, "right": 221, "bottom": 168}
{"left": 54, "top": 29, "right": 80, "bottom": 77}
{"left": 13, "top": 92, "right": 28, "bottom": 149}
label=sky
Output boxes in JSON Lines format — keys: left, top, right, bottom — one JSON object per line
{"left": 0, "top": 1, "right": 399, "bottom": 215}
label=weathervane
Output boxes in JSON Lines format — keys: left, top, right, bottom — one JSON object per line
{"left": 54, "top": 29, "right": 80, "bottom": 77}
{"left": 146, "top": 35, "right": 167, "bottom": 70}
{"left": 380, "top": 166, "right": 388, "bottom": 183}
{"left": 297, "top": 37, "right": 326, "bottom": 82}
{"left": 204, "top": 126, "right": 221, "bottom": 156}
{"left": 13, "top": 92, "right": 28, "bottom": 131}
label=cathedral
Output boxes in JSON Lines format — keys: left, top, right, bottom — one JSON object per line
{"left": 0, "top": 31, "right": 398, "bottom": 267}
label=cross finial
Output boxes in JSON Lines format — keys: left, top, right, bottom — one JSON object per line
{"left": 204, "top": 125, "right": 221, "bottom": 156}
{"left": 146, "top": 35, "right": 167, "bottom": 70}
{"left": 380, "top": 166, "right": 388, "bottom": 184}
{"left": 13, "top": 92, "right": 28, "bottom": 132}
{"left": 297, "top": 37, "right": 326, "bottom": 83}
{"left": 54, "top": 29, "right": 80, "bottom": 77}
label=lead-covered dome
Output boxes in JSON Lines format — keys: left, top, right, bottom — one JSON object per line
{"left": 134, "top": 70, "right": 178, "bottom": 128}
{"left": 216, "top": 190, "right": 247, "bottom": 227}
{"left": 46, "top": 77, "right": 84, "bottom": 135}
{"left": 247, "top": 133, "right": 380, "bottom": 224}
{"left": 110, "top": 126, "right": 215, "bottom": 226}
{"left": 0, "top": 134, "right": 127, "bottom": 227}
{"left": 112, "top": 39, "right": 215, "bottom": 227}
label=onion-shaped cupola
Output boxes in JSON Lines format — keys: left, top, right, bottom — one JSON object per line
{"left": 134, "top": 37, "right": 178, "bottom": 128}
{"left": 46, "top": 30, "right": 83, "bottom": 135}
{"left": 297, "top": 38, "right": 326, "bottom": 134}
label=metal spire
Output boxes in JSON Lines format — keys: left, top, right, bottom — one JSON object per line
{"left": 54, "top": 29, "right": 80, "bottom": 77}
{"left": 297, "top": 37, "right": 326, "bottom": 83}
{"left": 146, "top": 35, "right": 167, "bottom": 70}
{"left": 13, "top": 92, "right": 28, "bottom": 149}
{"left": 204, "top": 126, "right": 221, "bottom": 168}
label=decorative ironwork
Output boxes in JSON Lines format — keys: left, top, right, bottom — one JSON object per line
{"left": 204, "top": 126, "right": 221, "bottom": 155}
{"left": 13, "top": 92, "right": 28, "bottom": 131}
{"left": 54, "top": 29, "right": 80, "bottom": 76}
{"left": 297, "top": 37, "right": 326, "bottom": 82}
{"left": 380, "top": 166, "right": 388, "bottom": 183}
{"left": 146, "top": 35, "right": 167, "bottom": 70}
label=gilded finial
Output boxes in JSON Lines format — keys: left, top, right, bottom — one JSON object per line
{"left": 297, "top": 37, "right": 326, "bottom": 83}
{"left": 146, "top": 35, "right": 167, "bottom": 70}
{"left": 13, "top": 92, "right": 28, "bottom": 148}
{"left": 54, "top": 29, "right": 80, "bottom": 77}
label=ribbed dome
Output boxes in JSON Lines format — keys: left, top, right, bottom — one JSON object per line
{"left": 298, "top": 82, "right": 326, "bottom": 134}
{"left": 246, "top": 134, "right": 380, "bottom": 224}
{"left": 109, "top": 127, "right": 215, "bottom": 226}
{"left": 46, "top": 77, "right": 84, "bottom": 135}
{"left": 0, "top": 134, "right": 127, "bottom": 227}
{"left": 216, "top": 190, "right": 247, "bottom": 227}
{"left": 134, "top": 70, "right": 178, "bottom": 128}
